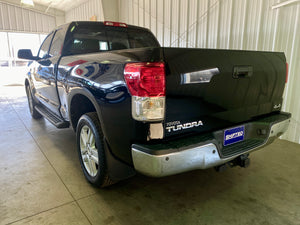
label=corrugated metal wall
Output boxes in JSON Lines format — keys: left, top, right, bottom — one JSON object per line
{"left": 119, "top": 0, "right": 300, "bottom": 143}
{"left": 0, "top": 1, "right": 56, "bottom": 33}
{"left": 65, "top": 0, "right": 104, "bottom": 22}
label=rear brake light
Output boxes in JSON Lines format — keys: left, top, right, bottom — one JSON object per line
{"left": 124, "top": 62, "right": 166, "bottom": 121}
{"left": 124, "top": 62, "right": 165, "bottom": 97}
{"left": 104, "top": 21, "right": 128, "bottom": 28}
{"left": 286, "top": 62, "right": 288, "bottom": 83}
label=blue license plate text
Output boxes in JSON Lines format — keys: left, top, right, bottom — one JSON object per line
{"left": 224, "top": 126, "right": 245, "bottom": 146}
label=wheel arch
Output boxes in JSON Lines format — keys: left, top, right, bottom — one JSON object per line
{"left": 68, "top": 88, "right": 104, "bottom": 132}
{"left": 69, "top": 87, "right": 136, "bottom": 183}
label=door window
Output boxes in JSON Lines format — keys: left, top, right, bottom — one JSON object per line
{"left": 38, "top": 32, "right": 54, "bottom": 59}
{"left": 49, "top": 28, "right": 66, "bottom": 57}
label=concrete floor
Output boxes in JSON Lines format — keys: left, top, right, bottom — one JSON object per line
{"left": 0, "top": 85, "right": 300, "bottom": 225}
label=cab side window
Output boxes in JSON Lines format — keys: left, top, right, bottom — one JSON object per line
{"left": 38, "top": 32, "right": 54, "bottom": 59}
{"left": 49, "top": 28, "right": 65, "bottom": 57}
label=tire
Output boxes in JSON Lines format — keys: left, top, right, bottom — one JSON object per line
{"left": 76, "top": 112, "right": 114, "bottom": 187}
{"left": 25, "top": 85, "right": 42, "bottom": 119}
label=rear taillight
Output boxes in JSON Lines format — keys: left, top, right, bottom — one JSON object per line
{"left": 124, "top": 62, "right": 166, "bottom": 121}
{"left": 286, "top": 62, "right": 288, "bottom": 83}
{"left": 124, "top": 62, "right": 165, "bottom": 97}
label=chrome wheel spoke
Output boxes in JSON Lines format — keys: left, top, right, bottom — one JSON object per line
{"left": 83, "top": 155, "right": 94, "bottom": 176}
{"left": 80, "top": 128, "right": 89, "bottom": 146}
{"left": 80, "top": 125, "right": 99, "bottom": 177}
{"left": 87, "top": 129, "right": 93, "bottom": 145}
{"left": 89, "top": 160, "right": 97, "bottom": 176}
{"left": 90, "top": 134, "right": 96, "bottom": 147}
{"left": 87, "top": 157, "right": 94, "bottom": 174}
{"left": 90, "top": 146, "right": 98, "bottom": 156}
{"left": 81, "top": 147, "right": 88, "bottom": 155}
{"left": 90, "top": 155, "right": 98, "bottom": 165}
{"left": 82, "top": 154, "right": 89, "bottom": 163}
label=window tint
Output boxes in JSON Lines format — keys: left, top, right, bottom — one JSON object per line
{"left": 106, "top": 28, "right": 159, "bottom": 50}
{"left": 64, "top": 25, "right": 108, "bottom": 55}
{"left": 38, "top": 32, "right": 54, "bottom": 59}
{"left": 105, "top": 28, "right": 129, "bottom": 50}
{"left": 64, "top": 23, "right": 159, "bottom": 55}
{"left": 49, "top": 28, "right": 65, "bottom": 57}
{"left": 128, "top": 30, "right": 159, "bottom": 49}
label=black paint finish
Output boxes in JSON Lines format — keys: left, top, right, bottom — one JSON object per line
{"left": 25, "top": 21, "right": 287, "bottom": 166}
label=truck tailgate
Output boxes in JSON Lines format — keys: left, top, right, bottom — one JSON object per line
{"left": 163, "top": 47, "right": 286, "bottom": 138}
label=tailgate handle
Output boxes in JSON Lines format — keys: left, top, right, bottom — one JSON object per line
{"left": 233, "top": 66, "right": 253, "bottom": 78}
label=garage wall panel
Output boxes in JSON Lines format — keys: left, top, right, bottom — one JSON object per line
{"left": 150, "top": 0, "right": 157, "bottom": 36}
{"left": 15, "top": 8, "right": 23, "bottom": 31}
{"left": 36, "top": 13, "right": 43, "bottom": 32}
{"left": 0, "top": 1, "right": 55, "bottom": 33}
{"left": 1, "top": 3, "right": 10, "bottom": 30}
{"left": 65, "top": 0, "right": 104, "bottom": 22}
{"left": 133, "top": 0, "right": 139, "bottom": 26}
{"left": 22, "top": 10, "right": 30, "bottom": 31}
{"left": 187, "top": 0, "right": 198, "bottom": 48}
{"left": 178, "top": 0, "right": 187, "bottom": 47}
{"left": 163, "top": 0, "right": 171, "bottom": 46}
{"left": 207, "top": 0, "right": 219, "bottom": 48}
{"left": 144, "top": 0, "right": 151, "bottom": 29}
{"left": 171, "top": 0, "right": 180, "bottom": 47}
{"left": 137, "top": 0, "right": 144, "bottom": 27}
{"left": 197, "top": 0, "right": 209, "bottom": 48}
{"left": 229, "top": 0, "right": 247, "bottom": 49}
{"left": 258, "top": 0, "right": 276, "bottom": 50}
{"left": 156, "top": 0, "right": 164, "bottom": 45}
{"left": 30, "top": 12, "right": 37, "bottom": 32}
{"left": 8, "top": 5, "right": 17, "bottom": 29}
{"left": 128, "top": 0, "right": 133, "bottom": 25}
{"left": 119, "top": 0, "right": 300, "bottom": 144}
{"left": 1, "top": 4, "right": 7, "bottom": 29}
{"left": 218, "top": 0, "right": 232, "bottom": 48}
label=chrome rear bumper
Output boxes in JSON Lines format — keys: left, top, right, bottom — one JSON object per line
{"left": 132, "top": 113, "right": 290, "bottom": 177}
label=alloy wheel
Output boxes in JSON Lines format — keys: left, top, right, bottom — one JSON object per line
{"left": 79, "top": 125, "right": 99, "bottom": 177}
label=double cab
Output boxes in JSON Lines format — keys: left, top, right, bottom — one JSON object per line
{"left": 18, "top": 21, "right": 291, "bottom": 187}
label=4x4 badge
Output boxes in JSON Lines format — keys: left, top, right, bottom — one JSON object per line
{"left": 274, "top": 104, "right": 281, "bottom": 109}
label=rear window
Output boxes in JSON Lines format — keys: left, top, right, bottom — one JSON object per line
{"left": 64, "top": 24, "right": 160, "bottom": 55}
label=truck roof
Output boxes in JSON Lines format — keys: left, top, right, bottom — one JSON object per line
{"left": 56, "top": 21, "right": 149, "bottom": 32}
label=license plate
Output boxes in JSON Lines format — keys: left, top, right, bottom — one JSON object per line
{"left": 223, "top": 126, "right": 245, "bottom": 146}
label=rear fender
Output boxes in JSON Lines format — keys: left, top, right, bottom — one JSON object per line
{"left": 68, "top": 87, "right": 104, "bottom": 132}
{"left": 68, "top": 87, "right": 135, "bottom": 181}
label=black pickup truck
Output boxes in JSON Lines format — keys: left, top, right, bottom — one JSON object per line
{"left": 18, "top": 21, "right": 291, "bottom": 187}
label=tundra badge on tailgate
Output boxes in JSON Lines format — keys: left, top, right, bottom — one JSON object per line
{"left": 166, "top": 120, "right": 203, "bottom": 132}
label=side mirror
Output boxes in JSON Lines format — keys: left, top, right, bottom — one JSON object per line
{"left": 18, "top": 49, "right": 38, "bottom": 61}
